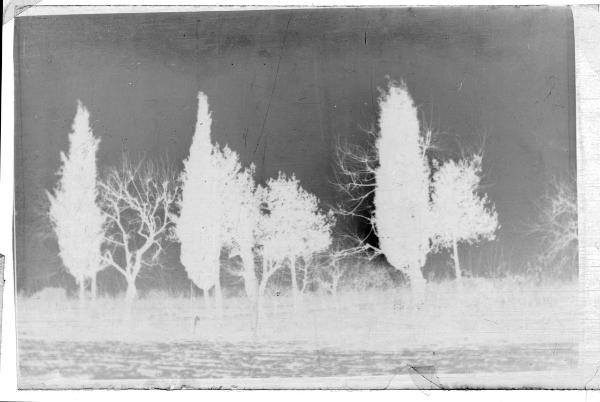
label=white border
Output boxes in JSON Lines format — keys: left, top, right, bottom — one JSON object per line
{"left": 1, "top": 5, "right": 18, "bottom": 396}
{"left": 574, "top": 4, "right": 600, "bottom": 388}
{"left": 10, "top": 0, "right": 600, "bottom": 18}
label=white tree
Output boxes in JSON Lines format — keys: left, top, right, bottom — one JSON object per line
{"left": 99, "top": 158, "right": 178, "bottom": 302}
{"left": 430, "top": 155, "right": 499, "bottom": 282}
{"left": 315, "top": 241, "right": 364, "bottom": 298}
{"left": 373, "top": 82, "right": 433, "bottom": 299}
{"left": 219, "top": 155, "right": 261, "bottom": 305}
{"left": 177, "top": 93, "right": 224, "bottom": 311}
{"left": 529, "top": 177, "right": 577, "bottom": 278}
{"left": 255, "top": 173, "right": 335, "bottom": 310}
{"left": 47, "top": 101, "right": 105, "bottom": 300}
{"left": 337, "top": 81, "right": 434, "bottom": 299}
{"left": 177, "top": 92, "right": 261, "bottom": 315}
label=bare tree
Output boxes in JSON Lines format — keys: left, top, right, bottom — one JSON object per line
{"left": 313, "top": 235, "right": 372, "bottom": 297}
{"left": 99, "top": 158, "right": 179, "bottom": 302}
{"left": 47, "top": 101, "right": 105, "bottom": 300}
{"left": 530, "top": 177, "right": 578, "bottom": 278}
{"left": 315, "top": 255, "right": 348, "bottom": 297}
{"left": 430, "top": 154, "right": 499, "bottom": 283}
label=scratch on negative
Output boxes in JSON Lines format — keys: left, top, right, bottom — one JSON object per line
{"left": 408, "top": 365, "right": 444, "bottom": 390}
{"left": 253, "top": 14, "right": 293, "bottom": 156}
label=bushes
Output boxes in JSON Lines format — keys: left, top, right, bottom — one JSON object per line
{"left": 340, "top": 261, "right": 394, "bottom": 292}
{"left": 30, "top": 287, "right": 69, "bottom": 303}
{"left": 314, "top": 258, "right": 395, "bottom": 294}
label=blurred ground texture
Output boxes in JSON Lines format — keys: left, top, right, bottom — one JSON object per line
{"left": 17, "top": 278, "right": 580, "bottom": 382}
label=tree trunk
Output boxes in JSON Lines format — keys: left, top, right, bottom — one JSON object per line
{"left": 214, "top": 278, "right": 223, "bottom": 320}
{"left": 79, "top": 277, "right": 85, "bottom": 300}
{"left": 243, "top": 268, "right": 258, "bottom": 303}
{"left": 290, "top": 257, "right": 300, "bottom": 312}
{"left": 256, "top": 260, "right": 270, "bottom": 327}
{"left": 257, "top": 280, "right": 267, "bottom": 327}
{"left": 125, "top": 277, "right": 137, "bottom": 302}
{"left": 332, "top": 274, "right": 340, "bottom": 297}
{"left": 452, "top": 235, "right": 463, "bottom": 296}
{"left": 202, "top": 287, "right": 210, "bottom": 309}
{"left": 90, "top": 273, "right": 97, "bottom": 299}
{"left": 240, "top": 246, "right": 258, "bottom": 303}
{"left": 258, "top": 259, "right": 271, "bottom": 297}
{"left": 300, "top": 262, "right": 309, "bottom": 294}
{"left": 256, "top": 294, "right": 264, "bottom": 332}
{"left": 408, "top": 266, "right": 426, "bottom": 307}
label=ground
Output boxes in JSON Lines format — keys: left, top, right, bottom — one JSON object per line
{"left": 16, "top": 277, "right": 580, "bottom": 386}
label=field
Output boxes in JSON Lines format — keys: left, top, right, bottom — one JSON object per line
{"left": 17, "top": 277, "right": 581, "bottom": 386}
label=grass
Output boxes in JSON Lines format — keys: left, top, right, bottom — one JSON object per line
{"left": 17, "top": 277, "right": 580, "bottom": 351}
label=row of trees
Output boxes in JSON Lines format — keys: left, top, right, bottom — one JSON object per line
{"left": 47, "top": 94, "right": 335, "bottom": 318}
{"left": 177, "top": 93, "right": 335, "bottom": 317}
{"left": 53, "top": 82, "right": 570, "bottom": 312}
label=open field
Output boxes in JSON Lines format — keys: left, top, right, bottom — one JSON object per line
{"left": 19, "top": 339, "right": 577, "bottom": 384}
{"left": 17, "top": 278, "right": 581, "bottom": 384}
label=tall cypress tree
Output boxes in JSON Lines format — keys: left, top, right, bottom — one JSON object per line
{"left": 47, "top": 101, "right": 105, "bottom": 299}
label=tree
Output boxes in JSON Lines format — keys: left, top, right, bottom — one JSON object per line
{"left": 313, "top": 234, "right": 373, "bottom": 297}
{"left": 336, "top": 81, "right": 434, "bottom": 300}
{"left": 177, "top": 92, "right": 261, "bottom": 315}
{"left": 177, "top": 92, "right": 224, "bottom": 313}
{"left": 337, "top": 80, "right": 501, "bottom": 298}
{"left": 430, "top": 155, "right": 499, "bottom": 282}
{"left": 219, "top": 154, "right": 261, "bottom": 305}
{"left": 99, "top": 158, "right": 178, "bottom": 302}
{"left": 47, "top": 101, "right": 105, "bottom": 300}
{"left": 373, "top": 81, "right": 433, "bottom": 299}
{"left": 529, "top": 177, "right": 577, "bottom": 279}
{"left": 255, "top": 173, "right": 335, "bottom": 310}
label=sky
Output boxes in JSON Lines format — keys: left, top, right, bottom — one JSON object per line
{"left": 14, "top": 7, "right": 575, "bottom": 292}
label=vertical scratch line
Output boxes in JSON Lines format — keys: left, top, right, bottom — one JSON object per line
{"left": 253, "top": 14, "right": 293, "bottom": 157}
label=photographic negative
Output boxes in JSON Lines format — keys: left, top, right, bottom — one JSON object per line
{"left": 13, "top": 6, "right": 593, "bottom": 389}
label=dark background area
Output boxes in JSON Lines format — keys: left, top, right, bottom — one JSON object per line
{"left": 14, "top": 7, "right": 575, "bottom": 294}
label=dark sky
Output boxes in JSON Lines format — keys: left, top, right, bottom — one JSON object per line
{"left": 14, "top": 7, "right": 575, "bottom": 291}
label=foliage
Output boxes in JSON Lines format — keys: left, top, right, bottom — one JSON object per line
{"left": 430, "top": 155, "right": 498, "bottom": 250}
{"left": 341, "top": 261, "right": 394, "bottom": 292}
{"left": 176, "top": 93, "right": 336, "bottom": 318}
{"left": 336, "top": 80, "right": 500, "bottom": 291}
{"left": 177, "top": 92, "right": 261, "bottom": 308}
{"left": 215, "top": 147, "right": 261, "bottom": 301}
{"left": 430, "top": 155, "right": 499, "bottom": 279}
{"left": 47, "top": 101, "right": 105, "bottom": 299}
{"left": 315, "top": 256, "right": 393, "bottom": 294}
{"left": 255, "top": 172, "right": 335, "bottom": 295}
{"left": 373, "top": 81, "right": 433, "bottom": 292}
{"left": 176, "top": 92, "right": 222, "bottom": 292}
{"left": 336, "top": 81, "right": 436, "bottom": 295}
